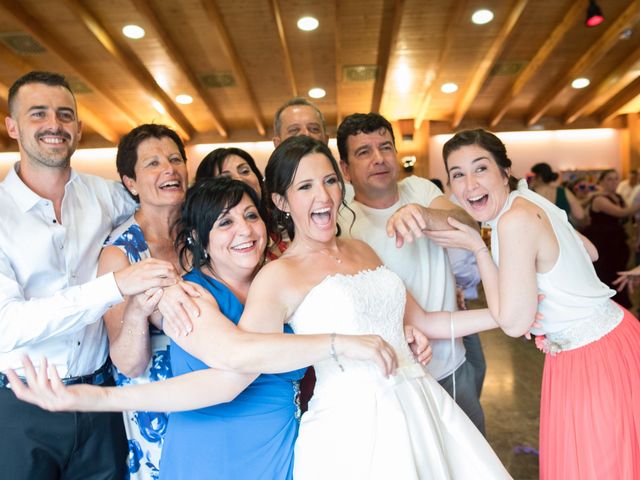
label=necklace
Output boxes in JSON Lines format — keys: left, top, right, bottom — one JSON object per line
{"left": 318, "top": 248, "right": 342, "bottom": 264}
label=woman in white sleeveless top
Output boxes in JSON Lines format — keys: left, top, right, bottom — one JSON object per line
{"left": 401, "top": 129, "right": 640, "bottom": 480}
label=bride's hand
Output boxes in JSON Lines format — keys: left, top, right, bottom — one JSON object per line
{"left": 404, "top": 325, "right": 432, "bottom": 366}
{"left": 5, "top": 356, "right": 106, "bottom": 412}
{"left": 335, "top": 335, "right": 398, "bottom": 377}
{"left": 425, "top": 217, "right": 485, "bottom": 253}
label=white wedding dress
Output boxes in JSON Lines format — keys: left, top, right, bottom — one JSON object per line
{"left": 289, "top": 267, "right": 511, "bottom": 480}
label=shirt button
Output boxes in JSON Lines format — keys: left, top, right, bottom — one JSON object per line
{"left": 52, "top": 219, "right": 57, "bottom": 223}
{"left": 77, "top": 341, "right": 81, "bottom": 346}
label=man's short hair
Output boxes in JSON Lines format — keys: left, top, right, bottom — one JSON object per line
{"left": 273, "top": 97, "right": 326, "bottom": 137}
{"left": 337, "top": 113, "right": 395, "bottom": 164}
{"left": 8, "top": 71, "right": 75, "bottom": 115}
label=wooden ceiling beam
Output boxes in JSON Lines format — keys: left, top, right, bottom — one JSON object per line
{"left": 201, "top": 0, "right": 266, "bottom": 136}
{"left": 597, "top": 74, "right": 640, "bottom": 124}
{"left": 451, "top": 0, "right": 528, "bottom": 129}
{"left": 130, "top": 0, "right": 228, "bottom": 138}
{"left": 0, "top": 0, "right": 141, "bottom": 134}
{"left": 370, "top": 0, "right": 405, "bottom": 113}
{"left": 0, "top": 40, "right": 120, "bottom": 143}
{"left": 334, "top": 0, "right": 343, "bottom": 126}
{"left": 526, "top": 0, "right": 640, "bottom": 126}
{"left": 488, "top": 0, "right": 583, "bottom": 128}
{"left": 268, "top": 0, "right": 298, "bottom": 98}
{"left": 61, "top": 0, "right": 194, "bottom": 140}
{"left": 564, "top": 46, "right": 640, "bottom": 124}
{"left": 414, "top": 0, "right": 467, "bottom": 131}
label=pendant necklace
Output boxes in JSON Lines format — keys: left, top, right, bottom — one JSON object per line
{"left": 318, "top": 248, "right": 342, "bottom": 264}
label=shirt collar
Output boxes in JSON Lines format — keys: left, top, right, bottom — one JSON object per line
{"left": 3, "top": 162, "right": 79, "bottom": 213}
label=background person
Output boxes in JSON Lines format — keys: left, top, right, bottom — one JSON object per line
{"left": 582, "top": 169, "right": 640, "bottom": 309}
{"left": 195, "top": 146, "right": 287, "bottom": 261}
{"left": 530, "top": 162, "right": 586, "bottom": 227}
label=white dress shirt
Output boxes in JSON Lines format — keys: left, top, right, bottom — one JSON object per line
{"left": 0, "top": 163, "right": 136, "bottom": 377}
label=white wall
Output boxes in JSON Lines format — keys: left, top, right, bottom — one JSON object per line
{"left": 428, "top": 128, "right": 622, "bottom": 194}
{"left": 0, "top": 139, "right": 341, "bottom": 181}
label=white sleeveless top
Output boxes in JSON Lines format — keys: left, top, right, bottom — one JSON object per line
{"left": 487, "top": 180, "right": 619, "bottom": 336}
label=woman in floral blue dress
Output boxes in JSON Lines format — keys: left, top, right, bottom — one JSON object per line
{"left": 98, "top": 124, "right": 188, "bottom": 479}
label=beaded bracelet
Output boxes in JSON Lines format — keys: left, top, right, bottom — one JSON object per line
{"left": 330, "top": 332, "right": 345, "bottom": 372}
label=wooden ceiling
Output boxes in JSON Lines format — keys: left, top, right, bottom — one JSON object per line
{"left": 0, "top": 0, "right": 639, "bottom": 151}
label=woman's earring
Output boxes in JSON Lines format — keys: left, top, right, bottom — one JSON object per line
{"left": 284, "top": 212, "right": 290, "bottom": 219}
{"left": 130, "top": 189, "right": 138, "bottom": 196}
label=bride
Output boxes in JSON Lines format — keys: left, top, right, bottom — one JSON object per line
{"left": 7, "top": 136, "right": 522, "bottom": 479}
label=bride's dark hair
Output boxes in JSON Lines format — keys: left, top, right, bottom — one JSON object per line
{"left": 265, "top": 136, "right": 348, "bottom": 240}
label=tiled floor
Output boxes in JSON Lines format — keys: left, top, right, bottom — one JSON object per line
{"left": 479, "top": 329, "right": 544, "bottom": 479}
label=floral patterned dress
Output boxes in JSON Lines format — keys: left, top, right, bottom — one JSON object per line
{"left": 105, "top": 216, "right": 172, "bottom": 480}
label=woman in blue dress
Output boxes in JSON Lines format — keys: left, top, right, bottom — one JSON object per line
{"left": 98, "top": 124, "right": 188, "bottom": 479}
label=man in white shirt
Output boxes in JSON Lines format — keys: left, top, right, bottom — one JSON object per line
{"left": 337, "top": 112, "right": 486, "bottom": 434}
{"left": 0, "top": 71, "right": 180, "bottom": 479}
{"left": 616, "top": 169, "right": 639, "bottom": 207}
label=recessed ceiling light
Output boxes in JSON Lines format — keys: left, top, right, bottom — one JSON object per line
{"left": 122, "top": 24, "right": 145, "bottom": 39}
{"left": 175, "top": 94, "right": 193, "bottom": 105}
{"left": 395, "top": 62, "right": 412, "bottom": 94}
{"left": 308, "top": 87, "right": 326, "bottom": 99}
{"left": 441, "top": 82, "right": 459, "bottom": 94}
{"left": 571, "top": 77, "right": 590, "bottom": 89}
{"left": 151, "top": 99, "right": 166, "bottom": 114}
{"left": 471, "top": 9, "right": 494, "bottom": 25}
{"left": 297, "top": 16, "right": 319, "bottom": 31}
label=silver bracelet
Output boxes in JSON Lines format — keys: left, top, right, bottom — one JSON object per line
{"left": 449, "top": 312, "right": 456, "bottom": 400}
{"left": 330, "top": 333, "right": 345, "bottom": 372}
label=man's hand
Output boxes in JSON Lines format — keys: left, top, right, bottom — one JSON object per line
{"left": 114, "top": 258, "right": 179, "bottom": 296}
{"left": 386, "top": 204, "right": 429, "bottom": 247}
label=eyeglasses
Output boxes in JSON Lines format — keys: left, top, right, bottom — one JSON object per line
{"left": 576, "top": 184, "right": 597, "bottom": 192}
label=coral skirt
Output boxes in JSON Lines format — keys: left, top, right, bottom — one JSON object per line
{"left": 539, "top": 306, "right": 640, "bottom": 479}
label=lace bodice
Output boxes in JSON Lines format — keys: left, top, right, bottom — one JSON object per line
{"left": 288, "top": 267, "right": 417, "bottom": 383}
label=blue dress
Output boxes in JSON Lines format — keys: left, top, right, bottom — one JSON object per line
{"left": 106, "top": 216, "right": 173, "bottom": 480}
{"left": 159, "top": 269, "right": 305, "bottom": 480}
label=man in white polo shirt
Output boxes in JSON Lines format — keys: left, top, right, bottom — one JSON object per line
{"left": 337, "top": 112, "right": 486, "bottom": 434}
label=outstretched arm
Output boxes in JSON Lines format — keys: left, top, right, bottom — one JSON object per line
{"left": 6, "top": 356, "right": 256, "bottom": 413}
{"left": 161, "top": 264, "right": 398, "bottom": 376}
{"left": 404, "top": 293, "right": 500, "bottom": 338}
